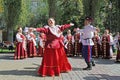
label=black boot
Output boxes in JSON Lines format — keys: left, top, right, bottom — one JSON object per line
{"left": 83, "top": 62, "right": 92, "bottom": 70}
{"left": 91, "top": 60, "right": 95, "bottom": 66}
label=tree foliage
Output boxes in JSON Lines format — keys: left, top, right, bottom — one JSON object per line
{"left": 3, "top": 0, "right": 22, "bottom": 42}
{"left": 32, "top": 0, "right": 49, "bottom": 27}
{"left": 0, "top": 0, "right": 5, "bottom": 29}
{"left": 17, "top": 0, "right": 32, "bottom": 28}
{"left": 0, "top": 0, "right": 4, "bottom": 13}
{"left": 47, "top": 0, "right": 56, "bottom": 18}
{"left": 1, "top": 0, "right": 120, "bottom": 41}
{"left": 100, "top": 0, "right": 120, "bottom": 33}
{"left": 59, "top": 0, "right": 83, "bottom": 27}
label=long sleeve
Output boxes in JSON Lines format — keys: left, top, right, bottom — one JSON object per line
{"left": 110, "top": 35, "right": 114, "bottom": 45}
{"left": 36, "top": 27, "right": 48, "bottom": 33}
{"left": 26, "top": 34, "right": 31, "bottom": 40}
{"left": 88, "top": 26, "right": 96, "bottom": 32}
{"left": 16, "top": 34, "right": 23, "bottom": 42}
{"left": 59, "top": 24, "right": 71, "bottom": 31}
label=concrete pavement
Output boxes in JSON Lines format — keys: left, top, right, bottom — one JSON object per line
{"left": 0, "top": 53, "right": 120, "bottom": 80}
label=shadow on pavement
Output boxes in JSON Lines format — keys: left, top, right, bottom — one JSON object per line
{"left": 83, "top": 74, "right": 120, "bottom": 80}
{"left": 0, "top": 69, "right": 39, "bottom": 77}
{"left": 0, "top": 53, "right": 14, "bottom": 60}
{"left": 72, "top": 67, "right": 83, "bottom": 71}
{"left": 95, "top": 58, "right": 115, "bottom": 65}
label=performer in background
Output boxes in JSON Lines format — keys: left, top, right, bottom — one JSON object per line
{"left": 64, "top": 29, "right": 74, "bottom": 56}
{"left": 101, "top": 30, "right": 110, "bottom": 59}
{"left": 38, "top": 32, "right": 46, "bottom": 57}
{"left": 115, "top": 33, "right": 120, "bottom": 63}
{"left": 73, "top": 28, "right": 82, "bottom": 56}
{"left": 31, "top": 18, "right": 74, "bottom": 77}
{"left": 92, "top": 31, "right": 101, "bottom": 58}
{"left": 114, "top": 32, "right": 120, "bottom": 54}
{"left": 109, "top": 33, "right": 114, "bottom": 58}
{"left": 14, "top": 27, "right": 27, "bottom": 60}
{"left": 114, "top": 32, "right": 119, "bottom": 41}
{"left": 26, "top": 28, "right": 37, "bottom": 57}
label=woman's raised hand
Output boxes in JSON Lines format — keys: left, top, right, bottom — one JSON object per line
{"left": 70, "top": 23, "right": 74, "bottom": 26}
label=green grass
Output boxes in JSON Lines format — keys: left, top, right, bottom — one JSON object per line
{"left": 0, "top": 48, "right": 15, "bottom": 53}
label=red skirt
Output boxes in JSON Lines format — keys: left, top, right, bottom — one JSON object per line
{"left": 116, "top": 50, "right": 120, "bottom": 61}
{"left": 92, "top": 43, "right": 101, "bottom": 57}
{"left": 102, "top": 43, "right": 110, "bottom": 58}
{"left": 14, "top": 42, "right": 27, "bottom": 60}
{"left": 38, "top": 46, "right": 71, "bottom": 76}
{"left": 27, "top": 41, "right": 37, "bottom": 57}
{"left": 74, "top": 41, "right": 82, "bottom": 55}
{"left": 58, "top": 47, "right": 72, "bottom": 72}
{"left": 37, "top": 45, "right": 44, "bottom": 57}
{"left": 65, "top": 42, "right": 74, "bottom": 56}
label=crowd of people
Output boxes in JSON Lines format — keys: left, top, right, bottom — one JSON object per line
{"left": 14, "top": 17, "right": 120, "bottom": 77}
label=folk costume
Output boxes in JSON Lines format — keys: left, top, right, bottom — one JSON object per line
{"left": 80, "top": 17, "right": 97, "bottom": 70}
{"left": 38, "top": 32, "right": 46, "bottom": 56}
{"left": 36, "top": 24, "right": 72, "bottom": 76}
{"left": 14, "top": 31, "right": 27, "bottom": 59}
{"left": 116, "top": 35, "right": 120, "bottom": 62}
{"left": 64, "top": 30, "right": 74, "bottom": 56}
{"left": 101, "top": 32, "right": 110, "bottom": 59}
{"left": 73, "top": 28, "right": 82, "bottom": 56}
{"left": 92, "top": 32, "right": 101, "bottom": 57}
{"left": 26, "top": 31, "right": 37, "bottom": 57}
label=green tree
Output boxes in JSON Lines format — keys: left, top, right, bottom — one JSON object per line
{"left": 101, "top": 0, "right": 120, "bottom": 33}
{"left": 0, "top": 0, "right": 5, "bottom": 29}
{"left": 47, "top": 0, "right": 56, "bottom": 18}
{"left": 110, "top": 0, "right": 120, "bottom": 32}
{"left": 3, "top": 0, "right": 22, "bottom": 42}
{"left": 32, "top": 0, "right": 49, "bottom": 27}
{"left": 59, "top": 0, "right": 83, "bottom": 29}
{"left": 0, "top": 0, "right": 4, "bottom": 13}
{"left": 83, "top": 0, "right": 102, "bottom": 25}
{"left": 17, "top": 0, "right": 31, "bottom": 28}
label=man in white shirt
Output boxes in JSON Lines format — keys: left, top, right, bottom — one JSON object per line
{"left": 81, "top": 17, "right": 99, "bottom": 70}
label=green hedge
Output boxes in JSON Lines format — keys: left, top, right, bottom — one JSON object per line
{"left": 0, "top": 48, "right": 15, "bottom": 53}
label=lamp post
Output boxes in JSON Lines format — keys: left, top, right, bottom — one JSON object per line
{"left": 108, "top": 1, "right": 112, "bottom": 32}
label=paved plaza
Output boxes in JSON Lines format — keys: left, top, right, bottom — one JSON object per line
{"left": 0, "top": 53, "right": 120, "bottom": 80}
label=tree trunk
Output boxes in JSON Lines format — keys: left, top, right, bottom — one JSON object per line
{"left": 4, "top": 0, "right": 21, "bottom": 42}
{"left": 7, "top": 26, "right": 13, "bottom": 42}
{"left": 48, "top": 0, "right": 56, "bottom": 18}
{"left": 7, "top": 15, "right": 14, "bottom": 42}
{"left": 83, "top": 0, "right": 100, "bottom": 25}
{"left": 6, "top": 3, "right": 14, "bottom": 42}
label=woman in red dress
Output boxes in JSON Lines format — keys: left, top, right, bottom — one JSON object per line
{"left": 73, "top": 28, "right": 82, "bottom": 56}
{"left": 38, "top": 32, "right": 46, "bottom": 57}
{"left": 14, "top": 27, "right": 27, "bottom": 60}
{"left": 32, "top": 18, "right": 74, "bottom": 77}
{"left": 92, "top": 31, "right": 101, "bottom": 57}
{"left": 26, "top": 29, "right": 37, "bottom": 57}
{"left": 101, "top": 30, "right": 110, "bottom": 59}
{"left": 115, "top": 34, "right": 120, "bottom": 62}
{"left": 64, "top": 30, "right": 74, "bottom": 56}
